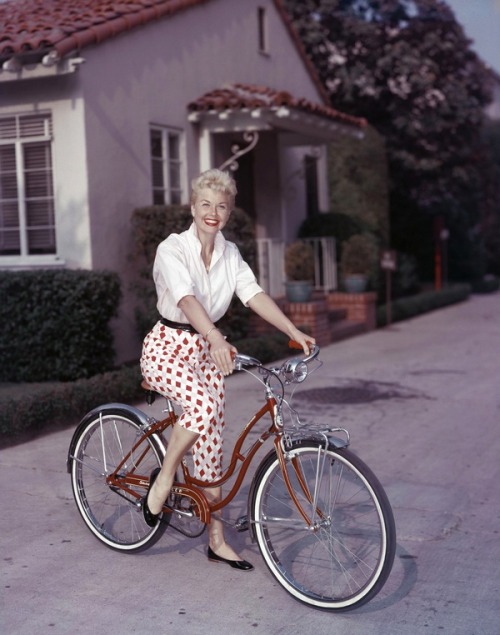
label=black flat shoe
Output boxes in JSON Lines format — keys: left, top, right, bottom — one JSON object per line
{"left": 142, "top": 467, "right": 161, "bottom": 527}
{"left": 207, "top": 546, "right": 254, "bottom": 571}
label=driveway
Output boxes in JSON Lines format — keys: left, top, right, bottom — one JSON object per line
{"left": 2, "top": 292, "right": 499, "bottom": 634}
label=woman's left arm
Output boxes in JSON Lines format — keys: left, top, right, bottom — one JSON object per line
{"left": 247, "top": 292, "right": 315, "bottom": 355}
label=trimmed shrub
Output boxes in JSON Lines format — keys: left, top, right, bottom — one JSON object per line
{"left": 284, "top": 241, "right": 315, "bottom": 281}
{"left": 340, "top": 234, "right": 379, "bottom": 277}
{"left": 0, "top": 364, "right": 144, "bottom": 446}
{"left": 471, "top": 275, "right": 500, "bottom": 294}
{"left": 0, "top": 270, "right": 121, "bottom": 382}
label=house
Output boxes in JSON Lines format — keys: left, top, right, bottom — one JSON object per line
{"left": 0, "top": 0, "right": 367, "bottom": 364}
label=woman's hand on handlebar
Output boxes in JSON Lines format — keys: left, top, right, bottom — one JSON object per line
{"left": 207, "top": 329, "right": 237, "bottom": 376}
{"left": 289, "top": 329, "right": 316, "bottom": 356}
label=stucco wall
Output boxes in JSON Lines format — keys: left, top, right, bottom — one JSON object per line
{"left": 1, "top": 0, "right": 331, "bottom": 364}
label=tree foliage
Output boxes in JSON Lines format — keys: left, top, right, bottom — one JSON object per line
{"left": 284, "top": 0, "right": 497, "bottom": 279}
{"left": 479, "top": 120, "right": 500, "bottom": 275}
{"left": 327, "top": 124, "right": 389, "bottom": 243}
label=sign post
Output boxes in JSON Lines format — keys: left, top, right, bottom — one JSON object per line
{"left": 380, "top": 250, "right": 397, "bottom": 326}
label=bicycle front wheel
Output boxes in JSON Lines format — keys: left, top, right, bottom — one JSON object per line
{"left": 249, "top": 441, "right": 396, "bottom": 611}
{"left": 69, "top": 409, "right": 169, "bottom": 552}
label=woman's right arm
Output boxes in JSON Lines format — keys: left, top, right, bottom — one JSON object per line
{"left": 177, "top": 295, "right": 237, "bottom": 376}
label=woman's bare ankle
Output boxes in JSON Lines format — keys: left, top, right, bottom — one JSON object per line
{"left": 147, "top": 479, "right": 170, "bottom": 515}
{"left": 209, "top": 539, "right": 241, "bottom": 561}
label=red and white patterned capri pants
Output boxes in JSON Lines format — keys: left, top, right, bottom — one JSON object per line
{"left": 140, "top": 321, "right": 225, "bottom": 482}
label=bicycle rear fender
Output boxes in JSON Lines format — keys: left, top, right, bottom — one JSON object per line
{"left": 66, "top": 403, "right": 154, "bottom": 473}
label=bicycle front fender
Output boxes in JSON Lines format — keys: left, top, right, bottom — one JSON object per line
{"left": 66, "top": 403, "right": 156, "bottom": 473}
{"left": 247, "top": 437, "right": 349, "bottom": 542}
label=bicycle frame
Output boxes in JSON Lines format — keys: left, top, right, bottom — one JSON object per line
{"left": 106, "top": 405, "right": 323, "bottom": 528}
{"left": 103, "top": 390, "right": 283, "bottom": 525}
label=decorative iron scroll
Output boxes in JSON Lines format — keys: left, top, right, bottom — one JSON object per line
{"left": 218, "top": 131, "right": 259, "bottom": 172}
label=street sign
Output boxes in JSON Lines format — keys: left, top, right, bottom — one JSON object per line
{"left": 381, "top": 250, "right": 397, "bottom": 271}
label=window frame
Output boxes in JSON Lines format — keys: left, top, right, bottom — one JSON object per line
{"left": 150, "top": 125, "right": 186, "bottom": 206}
{"left": 0, "top": 112, "right": 60, "bottom": 267}
{"left": 258, "top": 6, "right": 269, "bottom": 55}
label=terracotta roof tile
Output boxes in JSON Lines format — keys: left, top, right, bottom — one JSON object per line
{"left": 0, "top": 0, "right": 211, "bottom": 62}
{"left": 0, "top": 0, "right": 366, "bottom": 129}
{"left": 188, "top": 84, "right": 367, "bottom": 128}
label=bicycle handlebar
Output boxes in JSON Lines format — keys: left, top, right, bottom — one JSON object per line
{"left": 288, "top": 340, "right": 320, "bottom": 364}
{"left": 233, "top": 341, "right": 319, "bottom": 370}
{"left": 233, "top": 352, "right": 262, "bottom": 369}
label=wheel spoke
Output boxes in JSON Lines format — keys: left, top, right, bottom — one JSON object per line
{"left": 251, "top": 443, "right": 395, "bottom": 610}
{"left": 69, "top": 411, "right": 168, "bottom": 552}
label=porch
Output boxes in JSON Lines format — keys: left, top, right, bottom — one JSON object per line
{"left": 256, "top": 236, "right": 338, "bottom": 299}
{"left": 253, "top": 236, "right": 377, "bottom": 345}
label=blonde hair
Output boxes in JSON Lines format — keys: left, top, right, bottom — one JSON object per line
{"left": 191, "top": 169, "right": 237, "bottom": 208}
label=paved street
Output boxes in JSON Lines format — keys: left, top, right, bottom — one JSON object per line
{"left": 2, "top": 293, "right": 500, "bottom": 635}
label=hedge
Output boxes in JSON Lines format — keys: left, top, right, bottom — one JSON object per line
{"left": 471, "top": 275, "right": 500, "bottom": 294}
{"left": 376, "top": 284, "right": 471, "bottom": 327}
{"left": 0, "top": 269, "right": 121, "bottom": 382}
{"left": 0, "top": 364, "right": 144, "bottom": 447}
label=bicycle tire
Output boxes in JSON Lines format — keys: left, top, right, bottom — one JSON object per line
{"left": 249, "top": 440, "right": 396, "bottom": 611}
{"left": 69, "top": 408, "right": 169, "bottom": 553}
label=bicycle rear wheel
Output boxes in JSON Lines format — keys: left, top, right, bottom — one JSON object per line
{"left": 69, "top": 408, "right": 169, "bottom": 552}
{"left": 249, "top": 440, "right": 396, "bottom": 611}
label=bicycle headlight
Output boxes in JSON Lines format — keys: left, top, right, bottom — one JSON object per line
{"left": 283, "top": 359, "right": 308, "bottom": 383}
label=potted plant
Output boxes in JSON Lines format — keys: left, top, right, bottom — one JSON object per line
{"left": 340, "top": 234, "right": 377, "bottom": 293}
{"left": 284, "top": 240, "right": 315, "bottom": 302}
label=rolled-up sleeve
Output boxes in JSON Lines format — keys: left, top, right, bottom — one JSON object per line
{"left": 233, "top": 247, "right": 264, "bottom": 306}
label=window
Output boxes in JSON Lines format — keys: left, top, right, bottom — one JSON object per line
{"left": 0, "top": 113, "right": 55, "bottom": 257}
{"left": 258, "top": 7, "right": 268, "bottom": 54}
{"left": 150, "top": 126, "right": 184, "bottom": 205}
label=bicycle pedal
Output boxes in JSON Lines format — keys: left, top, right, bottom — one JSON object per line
{"left": 234, "top": 514, "right": 249, "bottom": 532}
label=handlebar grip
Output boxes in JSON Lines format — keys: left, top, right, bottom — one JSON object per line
{"left": 288, "top": 340, "right": 315, "bottom": 350}
{"left": 288, "top": 340, "right": 320, "bottom": 364}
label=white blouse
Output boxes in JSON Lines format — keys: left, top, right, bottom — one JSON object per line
{"left": 153, "top": 223, "right": 264, "bottom": 323}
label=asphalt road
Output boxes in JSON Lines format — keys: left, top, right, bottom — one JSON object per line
{"left": 2, "top": 292, "right": 500, "bottom": 635}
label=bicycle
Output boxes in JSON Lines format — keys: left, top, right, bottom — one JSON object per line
{"left": 67, "top": 342, "right": 396, "bottom": 611}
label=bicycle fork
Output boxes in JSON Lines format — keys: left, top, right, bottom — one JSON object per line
{"left": 275, "top": 437, "right": 330, "bottom": 531}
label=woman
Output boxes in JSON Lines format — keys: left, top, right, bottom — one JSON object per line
{"left": 140, "top": 168, "right": 314, "bottom": 571}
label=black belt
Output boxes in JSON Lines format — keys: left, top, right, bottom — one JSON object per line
{"left": 160, "top": 317, "right": 198, "bottom": 333}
